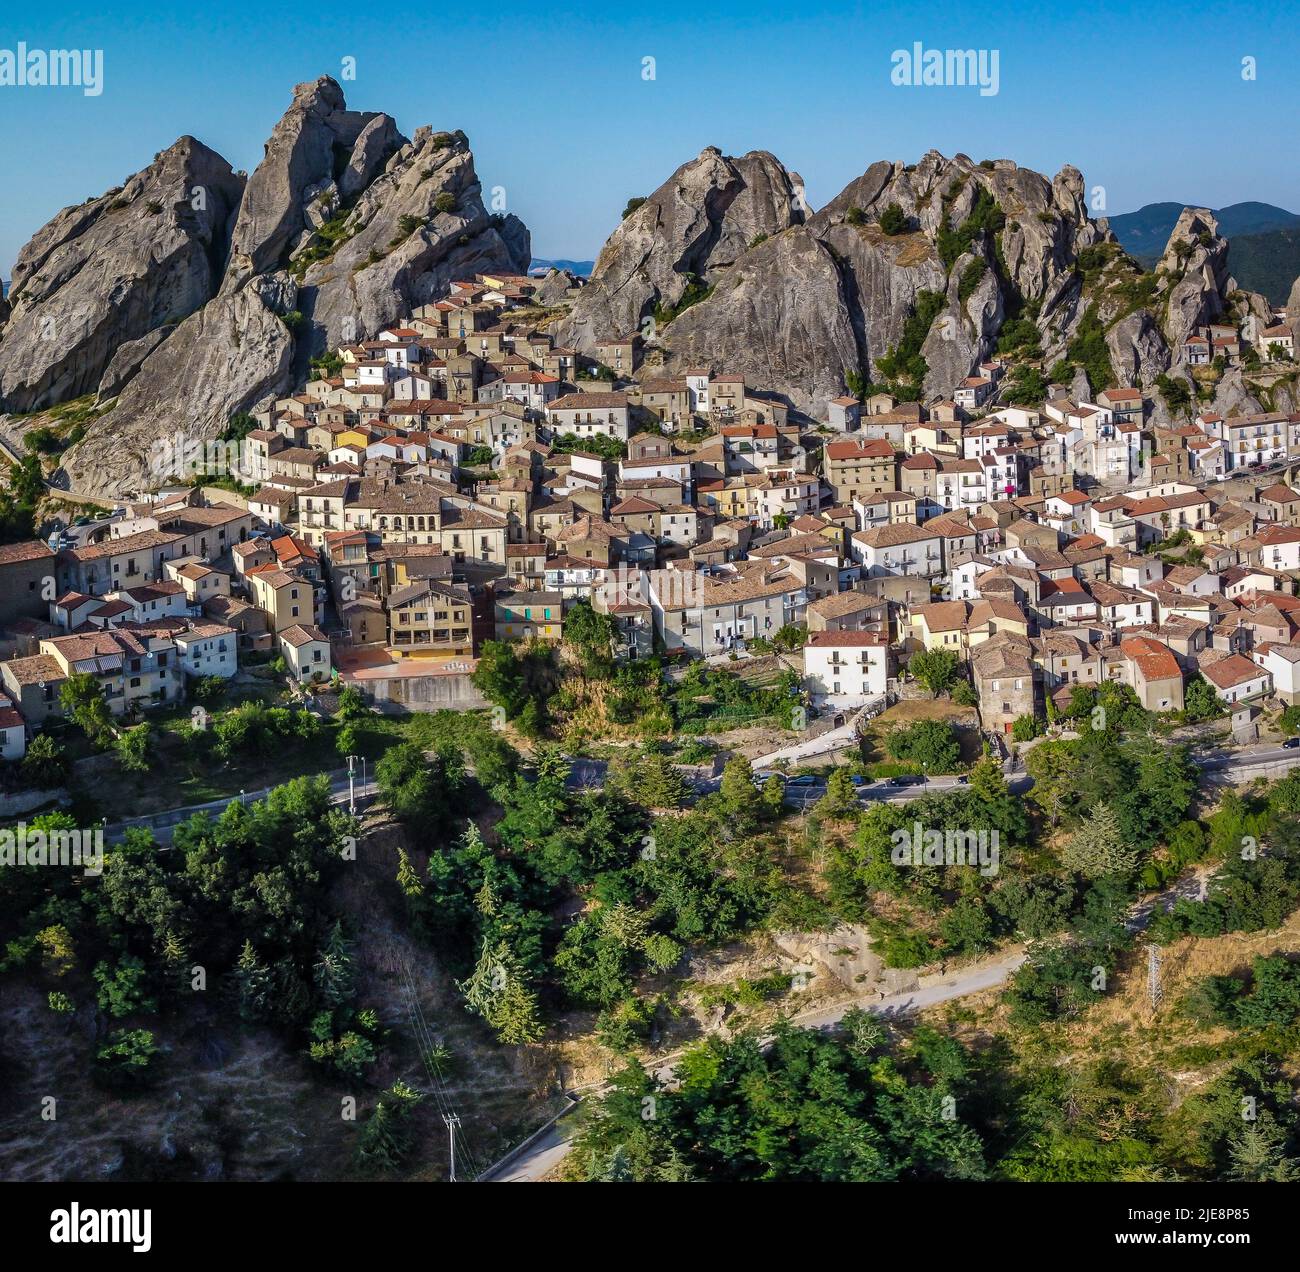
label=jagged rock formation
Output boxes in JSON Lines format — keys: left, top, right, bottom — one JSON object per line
{"left": 1287, "top": 274, "right": 1300, "bottom": 328}
{"left": 1104, "top": 310, "right": 1169, "bottom": 391}
{"left": 66, "top": 273, "right": 299, "bottom": 494}
{"left": 0, "top": 75, "right": 530, "bottom": 497}
{"left": 293, "top": 123, "right": 530, "bottom": 370}
{"left": 1157, "top": 208, "right": 1230, "bottom": 352}
{"left": 557, "top": 147, "right": 807, "bottom": 348}
{"left": 534, "top": 268, "right": 579, "bottom": 306}
{"left": 649, "top": 150, "right": 1109, "bottom": 414}
{"left": 605, "top": 148, "right": 1279, "bottom": 419}
{"left": 0, "top": 137, "right": 243, "bottom": 411}
{"left": 653, "top": 229, "right": 859, "bottom": 408}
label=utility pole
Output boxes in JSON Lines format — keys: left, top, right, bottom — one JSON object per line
{"left": 444, "top": 1113, "right": 461, "bottom": 1182}
{"left": 1146, "top": 943, "right": 1162, "bottom": 1011}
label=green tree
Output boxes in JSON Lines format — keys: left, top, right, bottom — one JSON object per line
{"left": 233, "top": 939, "right": 274, "bottom": 1022}
{"left": 459, "top": 938, "right": 543, "bottom": 1045}
{"left": 1183, "top": 673, "right": 1223, "bottom": 721}
{"left": 634, "top": 751, "right": 690, "bottom": 810}
{"left": 376, "top": 741, "right": 461, "bottom": 829}
{"left": 115, "top": 722, "right": 151, "bottom": 771}
{"left": 471, "top": 640, "right": 529, "bottom": 718}
{"left": 21, "top": 733, "right": 67, "bottom": 787}
{"left": 357, "top": 1081, "right": 425, "bottom": 1172}
{"left": 1226, "top": 1112, "right": 1300, "bottom": 1182}
{"left": 95, "top": 1028, "right": 159, "bottom": 1088}
{"left": 908, "top": 648, "right": 960, "bottom": 698}
{"left": 720, "top": 755, "right": 758, "bottom": 816}
{"left": 92, "top": 955, "right": 157, "bottom": 1018}
{"left": 1011, "top": 714, "right": 1041, "bottom": 743}
{"left": 817, "top": 768, "right": 860, "bottom": 819}
{"left": 885, "top": 720, "right": 961, "bottom": 773}
{"left": 565, "top": 600, "right": 617, "bottom": 676}
{"left": 1062, "top": 802, "right": 1138, "bottom": 879}
{"left": 60, "top": 672, "right": 112, "bottom": 742}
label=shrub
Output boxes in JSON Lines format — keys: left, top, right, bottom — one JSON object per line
{"left": 879, "top": 203, "right": 907, "bottom": 235}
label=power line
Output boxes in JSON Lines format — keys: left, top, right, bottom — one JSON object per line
{"left": 397, "top": 956, "right": 486, "bottom": 1181}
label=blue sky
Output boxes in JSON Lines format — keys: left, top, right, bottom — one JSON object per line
{"left": 2, "top": 0, "right": 1296, "bottom": 273}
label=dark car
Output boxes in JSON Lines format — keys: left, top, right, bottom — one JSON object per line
{"left": 850, "top": 775, "right": 871, "bottom": 787}
{"left": 1283, "top": 737, "right": 1300, "bottom": 749}
{"left": 785, "top": 775, "right": 820, "bottom": 788}
{"left": 888, "top": 774, "right": 926, "bottom": 787}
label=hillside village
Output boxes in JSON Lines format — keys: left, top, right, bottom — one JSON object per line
{"left": 1, "top": 265, "right": 1299, "bottom": 762}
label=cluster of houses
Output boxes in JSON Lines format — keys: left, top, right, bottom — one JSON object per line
{"left": 3, "top": 273, "right": 1300, "bottom": 760}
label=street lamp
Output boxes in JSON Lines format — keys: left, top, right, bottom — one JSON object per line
{"left": 346, "top": 754, "right": 358, "bottom": 814}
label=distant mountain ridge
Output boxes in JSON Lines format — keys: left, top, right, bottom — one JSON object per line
{"left": 1109, "top": 200, "right": 1300, "bottom": 253}
{"left": 1109, "top": 201, "right": 1300, "bottom": 303}
{"left": 529, "top": 257, "right": 593, "bottom": 277}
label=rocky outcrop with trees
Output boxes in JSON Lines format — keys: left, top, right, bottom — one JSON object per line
{"left": 0, "top": 76, "right": 529, "bottom": 497}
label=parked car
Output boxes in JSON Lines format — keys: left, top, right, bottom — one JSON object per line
{"left": 888, "top": 774, "right": 926, "bottom": 787}
{"left": 1283, "top": 737, "right": 1300, "bottom": 749}
{"left": 850, "top": 775, "right": 871, "bottom": 787}
{"left": 784, "top": 775, "right": 820, "bottom": 788}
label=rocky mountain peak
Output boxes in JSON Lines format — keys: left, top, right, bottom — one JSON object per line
{"left": 0, "top": 136, "right": 244, "bottom": 412}
{"left": 558, "top": 146, "right": 808, "bottom": 350}
{"left": 0, "top": 76, "right": 528, "bottom": 496}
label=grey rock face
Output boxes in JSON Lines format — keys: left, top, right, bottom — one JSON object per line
{"left": 557, "top": 147, "right": 807, "bottom": 348}
{"left": 0, "top": 137, "right": 243, "bottom": 411}
{"left": 225, "top": 77, "right": 383, "bottom": 281}
{"left": 95, "top": 326, "right": 176, "bottom": 402}
{"left": 293, "top": 126, "right": 529, "bottom": 367}
{"left": 14, "top": 77, "right": 529, "bottom": 496}
{"left": 639, "top": 151, "right": 1126, "bottom": 413}
{"left": 1158, "top": 207, "right": 1230, "bottom": 355}
{"left": 654, "top": 227, "right": 858, "bottom": 414}
{"left": 63, "top": 273, "right": 297, "bottom": 497}
{"left": 535, "top": 269, "right": 578, "bottom": 307}
{"left": 339, "top": 113, "right": 402, "bottom": 201}
{"left": 1105, "top": 310, "right": 1170, "bottom": 390}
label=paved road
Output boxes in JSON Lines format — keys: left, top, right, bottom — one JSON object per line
{"left": 104, "top": 765, "right": 375, "bottom": 842}
{"left": 482, "top": 742, "right": 1296, "bottom": 1182}
{"left": 481, "top": 948, "right": 1029, "bottom": 1182}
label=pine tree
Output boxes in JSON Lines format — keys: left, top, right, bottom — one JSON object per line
{"left": 313, "top": 920, "right": 356, "bottom": 1010}
{"left": 1227, "top": 1113, "right": 1300, "bottom": 1182}
{"left": 817, "top": 768, "right": 859, "bottom": 819}
{"left": 234, "top": 940, "right": 274, "bottom": 1022}
{"left": 396, "top": 847, "right": 424, "bottom": 899}
{"left": 759, "top": 774, "right": 786, "bottom": 821}
{"left": 637, "top": 753, "right": 689, "bottom": 810}
{"left": 601, "top": 902, "right": 648, "bottom": 950}
{"left": 458, "top": 938, "right": 543, "bottom": 1045}
{"left": 492, "top": 975, "right": 544, "bottom": 1045}
{"left": 1062, "top": 802, "right": 1138, "bottom": 879}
